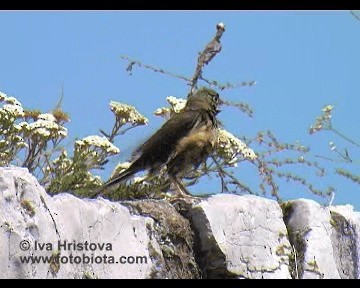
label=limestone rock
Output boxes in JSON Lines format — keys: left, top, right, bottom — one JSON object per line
{"left": 1, "top": 167, "right": 360, "bottom": 279}
{"left": 282, "top": 199, "right": 360, "bottom": 279}
{"left": 189, "top": 194, "right": 292, "bottom": 279}
{"left": 0, "top": 167, "right": 197, "bottom": 279}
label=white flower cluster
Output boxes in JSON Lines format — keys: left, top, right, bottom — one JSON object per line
{"left": 90, "top": 174, "right": 103, "bottom": 185}
{"left": 166, "top": 96, "right": 187, "bottom": 113}
{"left": 309, "top": 104, "right": 334, "bottom": 135}
{"left": 0, "top": 135, "right": 27, "bottom": 149}
{"left": 154, "top": 107, "right": 171, "bottom": 117}
{"left": 322, "top": 104, "right": 333, "bottom": 113}
{"left": 109, "top": 101, "right": 148, "bottom": 125}
{"left": 0, "top": 92, "right": 28, "bottom": 151}
{"left": 0, "top": 91, "right": 24, "bottom": 118}
{"left": 75, "top": 135, "right": 120, "bottom": 154}
{"left": 217, "top": 128, "right": 257, "bottom": 165}
{"left": 51, "top": 149, "right": 102, "bottom": 188}
{"left": 111, "top": 161, "right": 131, "bottom": 178}
{"left": 52, "top": 150, "right": 72, "bottom": 170}
{"left": 83, "top": 172, "right": 102, "bottom": 187}
{"left": 154, "top": 96, "right": 187, "bottom": 117}
{"left": 20, "top": 113, "right": 68, "bottom": 138}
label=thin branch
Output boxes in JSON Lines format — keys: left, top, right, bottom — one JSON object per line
{"left": 118, "top": 125, "right": 140, "bottom": 136}
{"left": 120, "top": 55, "right": 256, "bottom": 92}
{"left": 190, "top": 23, "right": 225, "bottom": 94}
{"left": 120, "top": 55, "right": 191, "bottom": 82}
{"left": 222, "top": 99, "right": 253, "bottom": 117}
{"left": 200, "top": 77, "right": 257, "bottom": 90}
{"left": 211, "top": 156, "right": 254, "bottom": 195}
{"left": 314, "top": 154, "right": 338, "bottom": 162}
{"left": 99, "top": 129, "right": 110, "bottom": 138}
{"left": 350, "top": 10, "right": 360, "bottom": 22}
{"left": 329, "top": 127, "right": 360, "bottom": 148}
{"left": 335, "top": 168, "right": 360, "bottom": 185}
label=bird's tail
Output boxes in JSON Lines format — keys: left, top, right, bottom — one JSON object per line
{"left": 89, "top": 165, "right": 140, "bottom": 198}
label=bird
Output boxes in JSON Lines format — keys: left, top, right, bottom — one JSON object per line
{"left": 90, "top": 87, "right": 221, "bottom": 198}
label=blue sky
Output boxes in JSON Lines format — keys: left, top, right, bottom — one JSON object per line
{"left": 0, "top": 11, "right": 359, "bottom": 209}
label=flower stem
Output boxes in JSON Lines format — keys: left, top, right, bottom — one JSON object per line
{"left": 330, "top": 127, "right": 360, "bottom": 148}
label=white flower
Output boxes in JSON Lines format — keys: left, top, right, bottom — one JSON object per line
{"left": 86, "top": 173, "right": 102, "bottom": 186}
{"left": 0, "top": 92, "right": 7, "bottom": 101}
{"left": 154, "top": 107, "right": 171, "bottom": 117}
{"left": 14, "top": 124, "right": 22, "bottom": 132}
{"left": 322, "top": 105, "right": 333, "bottom": 113}
{"left": 115, "top": 161, "right": 131, "bottom": 171}
{"left": 166, "top": 96, "right": 187, "bottom": 113}
{"left": 109, "top": 101, "right": 148, "bottom": 125}
{"left": 35, "top": 128, "right": 51, "bottom": 137}
{"left": 26, "top": 113, "right": 67, "bottom": 138}
{"left": 16, "top": 142, "right": 28, "bottom": 148}
{"left": 30, "top": 119, "right": 58, "bottom": 130}
{"left": 38, "top": 113, "right": 56, "bottom": 122}
{"left": 52, "top": 151, "right": 72, "bottom": 169}
{"left": 133, "top": 176, "right": 146, "bottom": 183}
{"left": 58, "top": 129, "right": 68, "bottom": 137}
{"left": 76, "top": 135, "right": 120, "bottom": 154}
{"left": 60, "top": 150, "right": 68, "bottom": 158}
{"left": 5, "top": 96, "right": 22, "bottom": 106}
{"left": 1, "top": 104, "right": 24, "bottom": 117}
{"left": 17, "top": 122, "right": 30, "bottom": 130}
{"left": 13, "top": 135, "right": 23, "bottom": 142}
{"left": 217, "top": 129, "right": 257, "bottom": 162}
{"left": 111, "top": 161, "right": 131, "bottom": 178}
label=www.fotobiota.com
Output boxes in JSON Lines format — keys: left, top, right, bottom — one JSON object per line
{"left": 34, "top": 240, "right": 113, "bottom": 251}
{"left": 18, "top": 239, "right": 149, "bottom": 265}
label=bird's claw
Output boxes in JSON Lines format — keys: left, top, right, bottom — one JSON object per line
{"left": 168, "top": 194, "right": 201, "bottom": 207}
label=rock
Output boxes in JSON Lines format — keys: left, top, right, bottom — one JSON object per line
{"left": 329, "top": 205, "right": 360, "bottom": 279}
{"left": 0, "top": 167, "right": 197, "bottom": 279}
{"left": 1, "top": 167, "right": 360, "bottom": 279}
{"left": 282, "top": 199, "right": 360, "bottom": 279}
{"left": 124, "top": 200, "right": 200, "bottom": 279}
{"left": 189, "top": 194, "right": 292, "bottom": 279}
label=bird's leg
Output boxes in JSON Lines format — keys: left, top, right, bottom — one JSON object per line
{"left": 167, "top": 176, "right": 202, "bottom": 208}
{"left": 169, "top": 176, "right": 192, "bottom": 198}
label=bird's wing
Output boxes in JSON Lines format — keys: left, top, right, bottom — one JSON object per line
{"left": 131, "top": 110, "right": 202, "bottom": 169}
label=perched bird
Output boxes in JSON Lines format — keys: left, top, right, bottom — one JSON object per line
{"left": 91, "top": 87, "right": 221, "bottom": 198}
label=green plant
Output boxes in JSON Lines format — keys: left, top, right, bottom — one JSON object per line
{"left": 309, "top": 104, "right": 359, "bottom": 190}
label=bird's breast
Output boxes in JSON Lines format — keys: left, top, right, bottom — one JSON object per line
{"left": 175, "top": 127, "right": 217, "bottom": 155}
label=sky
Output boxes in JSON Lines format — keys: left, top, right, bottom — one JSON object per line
{"left": 0, "top": 11, "right": 359, "bottom": 209}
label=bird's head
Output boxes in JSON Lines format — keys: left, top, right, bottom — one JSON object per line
{"left": 185, "top": 87, "right": 221, "bottom": 115}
